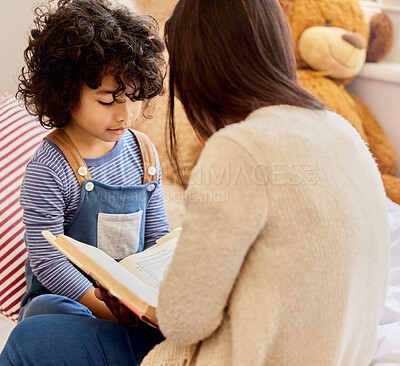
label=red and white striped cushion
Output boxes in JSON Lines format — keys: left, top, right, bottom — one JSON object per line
{"left": 0, "top": 93, "right": 48, "bottom": 322}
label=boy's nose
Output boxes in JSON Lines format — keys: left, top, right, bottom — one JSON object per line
{"left": 115, "top": 102, "right": 133, "bottom": 123}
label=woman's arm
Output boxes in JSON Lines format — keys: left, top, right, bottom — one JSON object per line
{"left": 157, "top": 135, "right": 268, "bottom": 345}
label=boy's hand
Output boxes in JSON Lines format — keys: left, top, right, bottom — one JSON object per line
{"left": 94, "top": 282, "right": 142, "bottom": 328}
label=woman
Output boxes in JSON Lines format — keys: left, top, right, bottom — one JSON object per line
{"left": 0, "top": 0, "right": 388, "bottom": 365}
{"left": 142, "top": 0, "right": 389, "bottom": 364}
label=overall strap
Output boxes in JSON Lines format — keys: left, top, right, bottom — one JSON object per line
{"left": 44, "top": 129, "right": 157, "bottom": 186}
{"left": 129, "top": 129, "right": 158, "bottom": 184}
{"left": 44, "top": 129, "right": 92, "bottom": 186}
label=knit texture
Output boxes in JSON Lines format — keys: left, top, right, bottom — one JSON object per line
{"left": 142, "top": 106, "right": 389, "bottom": 366}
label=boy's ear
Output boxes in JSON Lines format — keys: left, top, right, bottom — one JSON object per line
{"left": 277, "top": 0, "right": 294, "bottom": 18}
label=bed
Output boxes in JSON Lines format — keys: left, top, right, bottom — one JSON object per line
{"left": 372, "top": 198, "right": 400, "bottom": 365}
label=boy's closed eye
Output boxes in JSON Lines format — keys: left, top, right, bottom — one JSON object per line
{"left": 98, "top": 91, "right": 141, "bottom": 106}
{"left": 98, "top": 100, "right": 115, "bottom": 106}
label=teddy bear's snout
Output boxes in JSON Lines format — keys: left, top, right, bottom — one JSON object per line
{"left": 342, "top": 32, "right": 366, "bottom": 50}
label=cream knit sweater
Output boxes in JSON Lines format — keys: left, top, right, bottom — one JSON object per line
{"left": 142, "top": 106, "right": 389, "bottom": 366}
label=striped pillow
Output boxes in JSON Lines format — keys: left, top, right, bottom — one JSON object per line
{"left": 0, "top": 94, "right": 48, "bottom": 322}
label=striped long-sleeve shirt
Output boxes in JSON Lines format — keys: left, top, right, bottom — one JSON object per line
{"left": 20, "top": 131, "right": 170, "bottom": 301}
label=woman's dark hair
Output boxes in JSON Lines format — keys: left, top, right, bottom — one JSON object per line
{"left": 165, "top": 0, "right": 325, "bottom": 186}
{"left": 18, "top": 0, "right": 166, "bottom": 129}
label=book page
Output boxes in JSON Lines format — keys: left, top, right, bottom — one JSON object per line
{"left": 43, "top": 231, "right": 159, "bottom": 307}
{"left": 42, "top": 228, "right": 181, "bottom": 310}
{"left": 119, "top": 236, "right": 178, "bottom": 291}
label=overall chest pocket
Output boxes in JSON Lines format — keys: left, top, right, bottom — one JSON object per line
{"left": 97, "top": 211, "right": 143, "bottom": 259}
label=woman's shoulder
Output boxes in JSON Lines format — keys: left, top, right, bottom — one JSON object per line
{"left": 212, "top": 105, "right": 363, "bottom": 148}
{"left": 202, "top": 105, "right": 371, "bottom": 176}
{"left": 205, "top": 105, "right": 304, "bottom": 151}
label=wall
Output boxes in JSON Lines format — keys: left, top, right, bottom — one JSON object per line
{"left": 0, "top": 1, "right": 37, "bottom": 95}
{"left": 349, "top": 2, "right": 400, "bottom": 177}
{"left": 0, "top": 0, "right": 135, "bottom": 96}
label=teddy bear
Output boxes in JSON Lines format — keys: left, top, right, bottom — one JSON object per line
{"left": 278, "top": 0, "right": 400, "bottom": 204}
{"left": 131, "top": 0, "right": 203, "bottom": 190}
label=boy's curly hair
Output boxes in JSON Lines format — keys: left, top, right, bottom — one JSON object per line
{"left": 18, "top": 0, "right": 166, "bottom": 129}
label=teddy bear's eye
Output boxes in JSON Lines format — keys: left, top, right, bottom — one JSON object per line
{"left": 324, "top": 20, "right": 331, "bottom": 26}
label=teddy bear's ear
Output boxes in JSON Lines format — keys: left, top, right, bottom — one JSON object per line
{"left": 366, "top": 12, "right": 394, "bottom": 62}
{"left": 277, "top": 0, "right": 294, "bottom": 18}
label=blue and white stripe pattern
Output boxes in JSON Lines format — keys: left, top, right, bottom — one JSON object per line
{"left": 20, "top": 131, "right": 170, "bottom": 301}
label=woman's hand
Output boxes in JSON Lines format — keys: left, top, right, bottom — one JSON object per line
{"left": 94, "top": 282, "right": 142, "bottom": 327}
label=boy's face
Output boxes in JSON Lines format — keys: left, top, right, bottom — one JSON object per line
{"left": 67, "top": 74, "right": 142, "bottom": 155}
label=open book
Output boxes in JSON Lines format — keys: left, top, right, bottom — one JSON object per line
{"left": 42, "top": 228, "right": 181, "bottom": 328}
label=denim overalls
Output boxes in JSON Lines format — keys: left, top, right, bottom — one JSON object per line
{"left": 19, "top": 128, "right": 159, "bottom": 320}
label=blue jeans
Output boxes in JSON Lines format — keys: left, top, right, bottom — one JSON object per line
{"left": 0, "top": 315, "right": 164, "bottom": 365}
{"left": 1, "top": 295, "right": 164, "bottom": 365}
{"left": 19, "top": 294, "right": 95, "bottom": 320}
